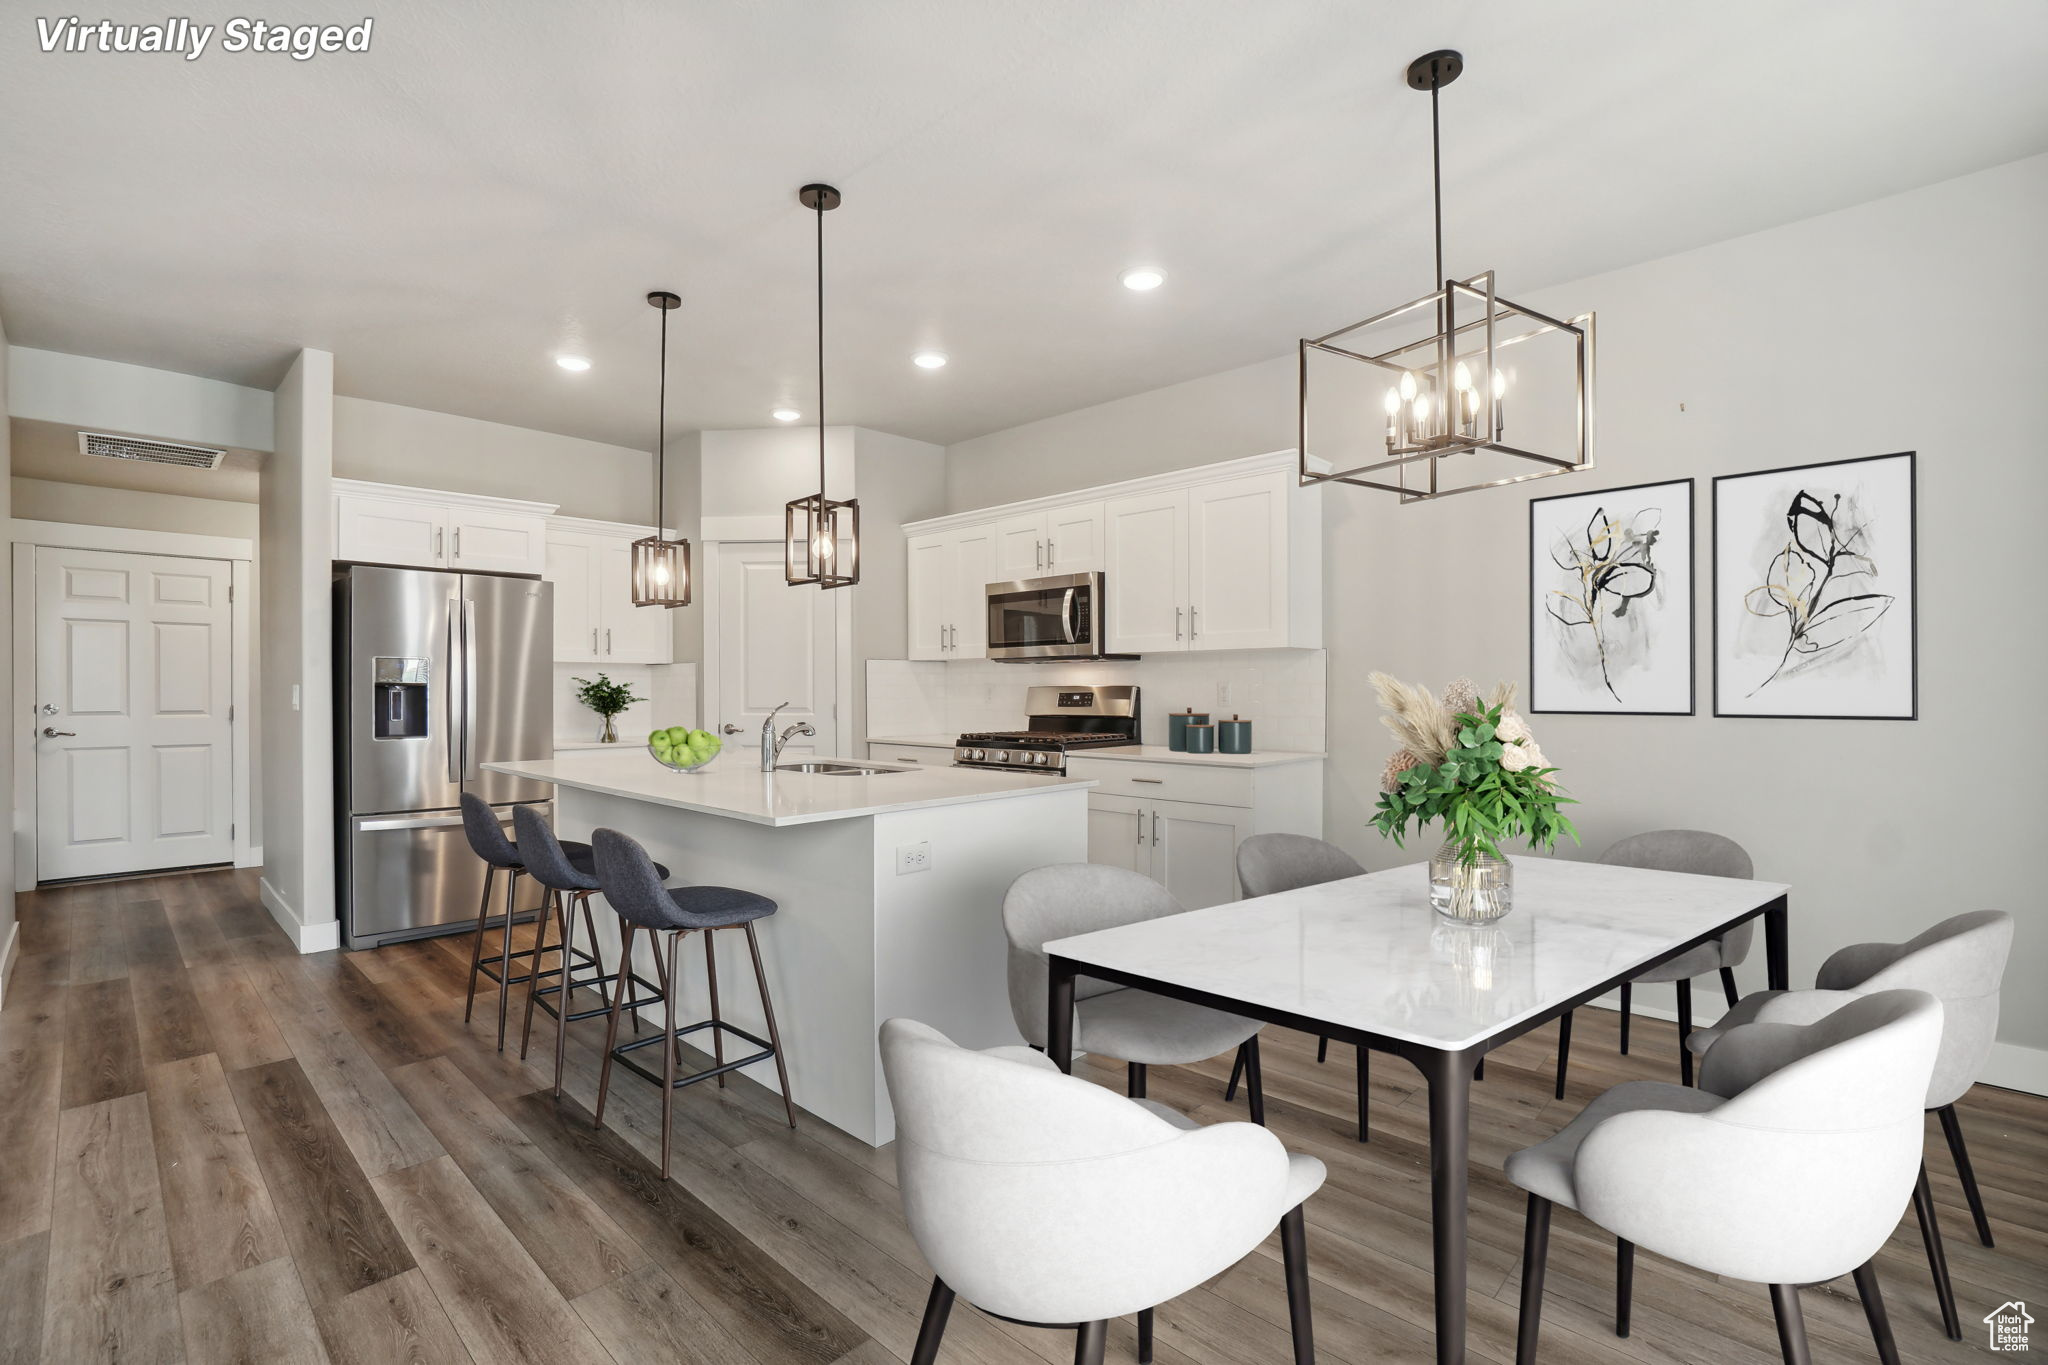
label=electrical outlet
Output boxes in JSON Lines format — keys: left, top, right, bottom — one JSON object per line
{"left": 1217, "top": 681, "right": 1232, "bottom": 707}
{"left": 896, "top": 842, "right": 932, "bottom": 875}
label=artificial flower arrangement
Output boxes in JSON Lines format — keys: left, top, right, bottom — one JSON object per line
{"left": 1368, "top": 673, "right": 1578, "bottom": 919}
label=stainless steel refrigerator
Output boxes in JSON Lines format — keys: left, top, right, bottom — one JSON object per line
{"left": 335, "top": 565, "right": 554, "bottom": 950}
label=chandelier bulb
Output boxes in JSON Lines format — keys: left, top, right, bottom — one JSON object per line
{"left": 1454, "top": 361, "right": 1473, "bottom": 392}
{"left": 1399, "top": 371, "right": 1418, "bottom": 402}
{"left": 1383, "top": 388, "right": 1402, "bottom": 416}
{"left": 1492, "top": 369, "right": 1508, "bottom": 398}
{"left": 1413, "top": 393, "right": 1431, "bottom": 424}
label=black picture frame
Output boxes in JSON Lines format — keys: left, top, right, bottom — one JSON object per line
{"left": 1528, "top": 477, "right": 1697, "bottom": 716}
{"left": 1711, "top": 450, "right": 1917, "bottom": 720}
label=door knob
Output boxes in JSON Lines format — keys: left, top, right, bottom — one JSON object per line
{"left": 42, "top": 727, "right": 75, "bottom": 737}
{"left": 720, "top": 723, "right": 744, "bottom": 735}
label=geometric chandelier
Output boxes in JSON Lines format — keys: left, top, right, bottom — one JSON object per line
{"left": 786, "top": 182, "right": 860, "bottom": 588}
{"left": 1298, "top": 50, "right": 1596, "bottom": 502}
{"left": 632, "top": 288, "right": 692, "bottom": 607}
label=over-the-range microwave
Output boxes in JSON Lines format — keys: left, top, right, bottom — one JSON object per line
{"left": 984, "top": 571, "right": 1136, "bottom": 662}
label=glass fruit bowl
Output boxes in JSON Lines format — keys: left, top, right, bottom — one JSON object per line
{"left": 647, "top": 739, "right": 720, "bottom": 774}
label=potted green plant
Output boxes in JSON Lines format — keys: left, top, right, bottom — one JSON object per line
{"left": 571, "top": 672, "right": 646, "bottom": 744}
{"left": 1368, "top": 674, "right": 1579, "bottom": 922}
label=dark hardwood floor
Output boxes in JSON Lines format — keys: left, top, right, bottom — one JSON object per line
{"left": 0, "top": 867, "right": 2037, "bottom": 1363}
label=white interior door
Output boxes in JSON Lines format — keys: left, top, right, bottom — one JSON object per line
{"left": 34, "top": 547, "right": 235, "bottom": 880}
{"left": 714, "top": 542, "right": 837, "bottom": 760}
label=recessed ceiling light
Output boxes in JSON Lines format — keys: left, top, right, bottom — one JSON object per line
{"left": 772, "top": 407, "right": 802, "bottom": 422}
{"left": 1120, "top": 267, "right": 1166, "bottom": 292}
{"left": 912, "top": 351, "right": 948, "bottom": 369}
{"left": 555, "top": 355, "right": 592, "bottom": 372}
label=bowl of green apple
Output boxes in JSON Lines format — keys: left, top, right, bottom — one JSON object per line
{"left": 647, "top": 725, "right": 723, "bottom": 773}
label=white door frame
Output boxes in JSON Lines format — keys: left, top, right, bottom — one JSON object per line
{"left": 698, "top": 519, "right": 853, "bottom": 758}
{"left": 11, "top": 519, "right": 257, "bottom": 890}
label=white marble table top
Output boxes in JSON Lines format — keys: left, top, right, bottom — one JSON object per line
{"left": 483, "top": 749, "right": 1093, "bottom": 827}
{"left": 1044, "top": 857, "right": 1789, "bottom": 1050}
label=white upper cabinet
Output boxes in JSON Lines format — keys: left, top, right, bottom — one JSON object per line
{"left": 1187, "top": 474, "right": 1291, "bottom": 651}
{"left": 336, "top": 490, "right": 449, "bottom": 567}
{"left": 908, "top": 523, "right": 996, "bottom": 660}
{"left": 545, "top": 518, "right": 675, "bottom": 665}
{"left": 1103, "top": 489, "right": 1190, "bottom": 653}
{"left": 903, "top": 451, "right": 1321, "bottom": 660}
{"left": 333, "top": 480, "right": 555, "bottom": 575}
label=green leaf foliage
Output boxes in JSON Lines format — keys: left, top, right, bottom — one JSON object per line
{"left": 1371, "top": 700, "right": 1579, "bottom": 865}
{"left": 571, "top": 672, "right": 646, "bottom": 718}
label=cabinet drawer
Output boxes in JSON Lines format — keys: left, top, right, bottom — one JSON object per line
{"left": 1066, "top": 758, "right": 1252, "bottom": 808}
{"left": 869, "top": 743, "right": 954, "bottom": 767}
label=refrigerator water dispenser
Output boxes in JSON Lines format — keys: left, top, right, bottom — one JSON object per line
{"left": 371, "top": 657, "right": 430, "bottom": 740}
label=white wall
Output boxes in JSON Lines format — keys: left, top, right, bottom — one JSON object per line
{"left": 258, "top": 350, "right": 337, "bottom": 949}
{"left": 0, "top": 316, "right": 14, "bottom": 1000}
{"left": 5, "top": 347, "right": 274, "bottom": 451}
{"left": 701, "top": 426, "right": 856, "bottom": 519}
{"left": 940, "top": 154, "right": 2048, "bottom": 1085}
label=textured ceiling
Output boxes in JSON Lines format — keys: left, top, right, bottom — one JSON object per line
{"left": 3, "top": 0, "right": 2045, "bottom": 448}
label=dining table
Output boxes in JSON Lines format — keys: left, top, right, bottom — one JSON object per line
{"left": 1042, "top": 855, "right": 1790, "bottom": 1365}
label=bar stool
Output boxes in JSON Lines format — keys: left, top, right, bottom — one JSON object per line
{"left": 512, "top": 805, "right": 668, "bottom": 1096}
{"left": 589, "top": 827, "right": 797, "bottom": 1177}
{"left": 460, "top": 793, "right": 596, "bottom": 1050}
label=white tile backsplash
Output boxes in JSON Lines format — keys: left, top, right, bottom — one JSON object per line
{"left": 556, "top": 662, "right": 698, "bottom": 746}
{"left": 866, "top": 651, "right": 1325, "bottom": 752}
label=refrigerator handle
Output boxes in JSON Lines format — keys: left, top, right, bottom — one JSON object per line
{"left": 463, "top": 596, "right": 481, "bottom": 781}
{"left": 446, "top": 596, "right": 463, "bottom": 783}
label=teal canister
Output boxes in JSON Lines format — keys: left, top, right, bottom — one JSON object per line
{"left": 1184, "top": 722, "right": 1216, "bottom": 754}
{"left": 1167, "top": 708, "right": 1210, "bottom": 752}
{"left": 1217, "top": 714, "right": 1253, "bottom": 754}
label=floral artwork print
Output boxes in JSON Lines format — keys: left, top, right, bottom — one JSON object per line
{"left": 1741, "top": 488, "right": 1894, "bottom": 694}
{"left": 1529, "top": 479, "right": 1694, "bottom": 715}
{"left": 1713, "top": 452, "right": 1916, "bottom": 720}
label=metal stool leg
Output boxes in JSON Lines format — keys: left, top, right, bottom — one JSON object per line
{"left": 705, "top": 928, "right": 727, "bottom": 1087}
{"left": 660, "top": 930, "right": 680, "bottom": 1179}
{"left": 593, "top": 922, "right": 638, "bottom": 1126}
{"left": 494, "top": 867, "right": 522, "bottom": 1050}
{"left": 464, "top": 865, "right": 494, "bottom": 1023}
{"left": 746, "top": 921, "right": 798, "bottom": 1129}
{"left": 519, "top": 887, "right": 560, "bottom": 1059}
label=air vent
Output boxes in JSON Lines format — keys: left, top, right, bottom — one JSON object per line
{"left": 77, "top": 431, "right": 226, "bottom": 470}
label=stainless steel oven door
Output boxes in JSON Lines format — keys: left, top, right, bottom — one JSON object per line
{"left": 985, "top": 571, "right": 1106, "bottom": 660}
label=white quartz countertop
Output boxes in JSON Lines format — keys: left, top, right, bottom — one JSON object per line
{"left": 484, "top": 749, "right": 1094, "bottom": 827}
{"left": 1045, "top": 858, "right": 1789, "bottom": 1050}
{"left": 867, "top": 735, "right": 1325, "bottom": 768}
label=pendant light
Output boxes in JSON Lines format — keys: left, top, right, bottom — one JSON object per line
{"left": 1298, "top": 50, "right": 1596, "bottom": 502}
{"left": 785, "top": 183, "right": 860, "bottom": 588}
{"left": 632, "top": 289, "right": 691, "bottom": 607}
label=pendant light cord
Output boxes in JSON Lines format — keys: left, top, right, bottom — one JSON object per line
{"left": 815, "top": 193, "right": 827, "bottom": 498}
{"left": 1430, "top": 73, "right": 1444, "bottom": 289}
{"left": 654, "top": 301, "right": 667, "bottom": 537}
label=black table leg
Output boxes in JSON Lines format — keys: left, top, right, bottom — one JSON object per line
{"left": 1422, "top": 1046, "right": 1478, "bottom": 1365}
{"left": 1763, "top": 895, "right": 1790, "bottom": 991}
{"left": 1047, "top": 957, "right": 1077, "bottom": 1075}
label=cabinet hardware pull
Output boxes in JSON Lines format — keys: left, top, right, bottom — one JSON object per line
{"left": 1135, "top": 808, "right": 1145, "bottom": 846}
{"left": 605, "top": 628, "right": 612, "bottom": 654}
{"left": 1189, "top": 605, "right": 1197, "bottom": 637}
{"left": 1175, "top": 607, "right": 1182, "bottom": 640}
{"left": 939, "top": 624, "right": 946, "bottom": 650}
{"left": 1151, "top": 810, "right": 1160, "bottom": 845}
{"left": 436, "top": 527, "right": 445, "bottom": 560}
{"left": 1047, "top": 538, "right": 1055, "bottom": 566}
{"left": 453, "top": 527, "right": 461, "bottom": 558}
{"left": 1036, "top": 540, "right": 1044, "bottom": 570}
{"left": 591, "top": 628, "right": 599, "bottom": 653}
{"left": 1131, "top": 777, "right": 1163, "bottom": 784}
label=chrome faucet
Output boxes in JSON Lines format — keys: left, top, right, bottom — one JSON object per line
{"left": 759, "top": 702, "right": 817, "bottom": 771}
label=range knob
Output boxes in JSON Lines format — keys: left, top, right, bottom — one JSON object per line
{"left": 970, "top": 748, "right": 986, "bottom": 762}
{"left": 1034, "top": 751, "right": 1052, "bottom": 766}
{"left": 995, "top": 750, "right": 1011, "bottom": 763}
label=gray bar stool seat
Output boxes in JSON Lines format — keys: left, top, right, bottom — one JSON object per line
{"left": 460, "top": 793, "right": 599, "bottom": 1050}
{"left": 590, "top": 827, "right": 797, "bottom": 1176}
{"left": 512, "top": 805, "right": 669, "bottom": 1095}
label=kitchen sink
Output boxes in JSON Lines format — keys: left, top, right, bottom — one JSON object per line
{"left": 775, "top": 761, "right": 902, "bottom": 775}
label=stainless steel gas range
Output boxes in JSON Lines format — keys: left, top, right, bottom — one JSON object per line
{"left": 953, "top": 684, "right": 1140, "bottom": 775}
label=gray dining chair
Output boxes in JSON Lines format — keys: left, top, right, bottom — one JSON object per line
{"left": 881, "top": 1017, "right": 1324, "bottom": 1365}
{"left": 1004, "top": 864, "right": 1268, "bottom": 1119}
{"left": 1507, "top": 989, "right": 1944, "bottom": 1365}
{"left": 1685, "top": 909, "right": 2014, "bottom": 1341}
{"left": 1232, "top": 834, "right": 1374, "bottom": 1136}
{"left": 1563, "top": 829, "right": 1755, "bottom": 1091}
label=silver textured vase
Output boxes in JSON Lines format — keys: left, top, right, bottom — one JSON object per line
{"left": 1429, "top": 840, "right": 1513, "bottom": 923}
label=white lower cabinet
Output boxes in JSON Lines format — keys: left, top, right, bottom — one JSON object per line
{"left": 1072, "top": 756, "right": 1324, "bottom": 910}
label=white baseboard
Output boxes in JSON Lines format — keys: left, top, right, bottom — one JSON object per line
{"left": 258, "top": 876, "right": 341, "bottom": 955}
{"left": 0, "top": 920, "right": 17, "bottom": 1009}
{"left": 1580, "top": 992, "right": 2048, "bottom": 1099}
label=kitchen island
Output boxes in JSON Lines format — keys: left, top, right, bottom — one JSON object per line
{"left": 483, "top": 749, "right": 1091, "bottom": 1144}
